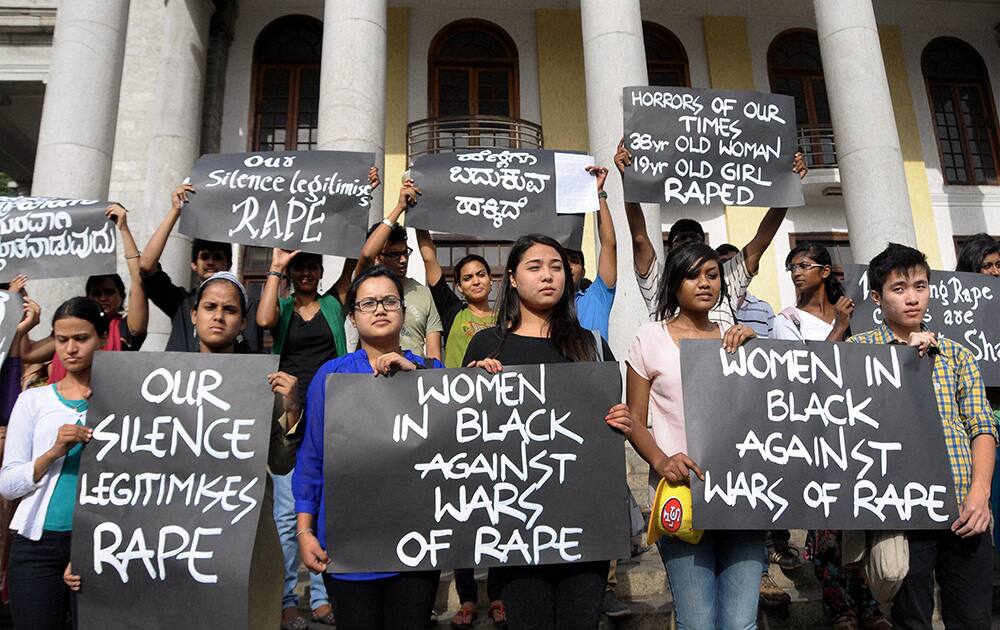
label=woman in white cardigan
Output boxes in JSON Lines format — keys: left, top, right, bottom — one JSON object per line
{"left": 0, "top": 297, "right": 105, "bottom": 630}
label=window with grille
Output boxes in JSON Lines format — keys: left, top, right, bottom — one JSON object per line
{"left": 922, "top": 38, "right": 1000, "bottom": 186}
{"left": 768, "top": 30, "right": 834, "bottom": 168}
{"left": 643, "top": 22, "right": 689, "bottom": 88}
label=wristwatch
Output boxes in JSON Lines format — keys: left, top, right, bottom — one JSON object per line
{"left": 267, "top": 270, "right": 283, "bottom": 279}
{"left": 598, "top": 191, "right": 608, "bottom": 199}
{"left": 381, "top": 218, "right": 396, "bottom": 228}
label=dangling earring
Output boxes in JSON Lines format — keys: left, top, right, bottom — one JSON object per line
{"left": 237, "top": 333, "right": 244, "bottom": 343}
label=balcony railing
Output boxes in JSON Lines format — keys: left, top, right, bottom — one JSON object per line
{"left": 796, "top": 124, "right": 838, "bottom": 169}
{"left": 407, "top": 115, "right": 544, "bottom": 165}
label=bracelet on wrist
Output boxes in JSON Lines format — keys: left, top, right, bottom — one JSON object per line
{"left": 125, "top": 252, "right": 140, "bottom": 260}
{"left": 295, "top": 529, "right": 313, "bottom": 538}
{"left": 381, "top": 217, "right": 396, "bottom": 228}
{"left": 267, "top": 270, "right": 284, "bottom": 279}
{"left": 598, "top": 190, "right": 608, "bottom": 199}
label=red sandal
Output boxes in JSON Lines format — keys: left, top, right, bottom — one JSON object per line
{"left": 451, "top": 602, "right": 477, "bottom": 629}
{"left": 489, "top": 601, "right": 508, "bottom": 628}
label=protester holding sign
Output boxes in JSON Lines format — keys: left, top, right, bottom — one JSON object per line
{"left": 357, "top": 181, "right": 444, "bottom": 363}
{"left": 139, "top": 183, "right": 262, "bottom": 352}
{"left": 850, "top": 244, "right": 997, "bottom": 629}
{"left": 568, "top": 165, "right": 618, "bottom": 342}
{"left": 772, "top": 242, "right": 890, "bottom": 629}
{"left": 462, "top": 234, "right": 632, "bottom": 630}
{"left": 615, "top": 141, "right": 807, "bottom": 324}
{"left": 257, "top": 248, "right": 346, "bottom": 629}
{"left": 624, "top": 242, "right": 761, "bottom": 630}
{"left": 0, "top": 297, "right": 105, "bottom": 630}
{"left": 293, "top": 265, "right": 444, "bottom": 628}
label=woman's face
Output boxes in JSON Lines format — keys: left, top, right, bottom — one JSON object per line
{"left": 190, "top": 281, "right": 246, "bottom": 352}
{"left": 87, "top": 277, "right": 123, "bottom": 317}
{"left": 350, "top": 276, "right": 404, "bottom": 344}
{"left": 980, "top": 251, "right": 1000, "bottom": 277}
{"left": 787, "top": 253, "right": 829, "bottom": 295}
{"left": 54, "top": 317, "right": 106, "bottom": 374}
{"left": 509, "top": 244, "right": 566, "bottom": 312}
{"left": 457, "top": 260, "right": 491, "bottom": 304}
{"left": 290, "top": 257, "right": 322, "bottom": 294}
{"left": 675, "top": 258, "right": 722, "bottom": 314}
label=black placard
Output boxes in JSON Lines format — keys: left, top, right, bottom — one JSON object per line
{"left": 0, "top": 196, "right": 116, "bottom": 280}
{"left": 681, "top": 339, "right": 958, "bottom": 530}
{"left": 844, "top": 264, "right": 1000, "bottom": 387}
{"left": 407, "top": 149, "right": 586, "bottom": 248}
{"left": 180, "top": 151, "right": 376, "bottom": 258}
{"left": 73, "top": 351, "right": 281, "bottom": 630}
{"left": 324, "top": 362, "right": 629, "bottom": 573}
{"left": 622, "top": 87, "right": 804, "bottom": 208}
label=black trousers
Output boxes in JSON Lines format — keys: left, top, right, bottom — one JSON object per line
{"left": 8, "top": 531, "right": 75, "bottom": 630}
{"left": 494, "top": 561, "right": 609, "bottom": 630}
{"left": 454, "top": 567, "right": 501, "bottom": 604}
{"left": 891, "top": 530, "right": 992, "bottom": 630}
{"left": 324, "top": 571, "right": 440, "bottom": 630}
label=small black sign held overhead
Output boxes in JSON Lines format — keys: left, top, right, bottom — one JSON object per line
{"left": 623, "top": 86, "right": 804, "bottom": 208}
{"left": 324, "top": 362, "right": 630, "bottom": 573}
{"left": 844, "top": 264, "right": 1000, "bottom": 387}
{"left": 681, "top": 339, "right": 958, "bottom": 530}
{"left": 73, "top": 351, "right": 282, "bottom": 630}
{"left": 181, "top": 151, "right": 376, "bottom": 259}
{"left": 0, "top": 197, "right": 116, "bottom": 281}
{"left": 406, "top": 149, "right": 592, "bottom": 249}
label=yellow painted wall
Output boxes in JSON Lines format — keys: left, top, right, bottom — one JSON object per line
{"left": 702, "top": 16, "right": 782, "bottom": 309}
{"left": 535, "top": 9, "right": 596, "bottom": 277}
{"left": 383, "top": 6, "right": 409, "bottom": 214}
{"left": 879, "top": 24, "right": 942, "bottom": 268}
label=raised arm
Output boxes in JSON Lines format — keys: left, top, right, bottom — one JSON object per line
{"left": 257, "top": 248, "right": 298, "bottom": 330}
{"left": 614, "top": 139, "right": 656, "bottom": 276}
{"left": 416, "top": 229, "right": 443, "bottom": 287}
{"left": 328, "top": 258, "right": 357, "bottom": 305}
{"left": 356, "top": 180, "right": 417, "bottom": 277}
{"left": 741, "top": 152, "right": 807, "bottom": 275}
{"left": 139, "top": 183, "right": 192, "bottom": 275}
{"left": 106, "top": 204, "right": 148, "bottom": 337}
{"left": 588, "top": 166, "right": 617, "bottom": 287}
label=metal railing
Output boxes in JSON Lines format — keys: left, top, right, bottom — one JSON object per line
{"left": 796, "top": 124, "right": 838, "bottom": 168}
{"left": 407, "top": 115, "right": 544, "bottom": 165}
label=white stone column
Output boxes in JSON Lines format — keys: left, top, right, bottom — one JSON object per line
{"left": 140, "top": 0, "right": 213, "bottom": 350}
{"left": 318, "top": 0, "right": 387, "bottom": 226}
{"left": 814, "top": 0, "right": 917, "bottom": 262}
{"left": 580, "top": 0, "right": 657, "bottom": 352}
{"left": 29, "top": 0, "right": 129, "bottom": 330}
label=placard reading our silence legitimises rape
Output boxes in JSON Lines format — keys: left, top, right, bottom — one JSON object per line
{"left": 681, "top": 340, "right": 958, "bottom": 530}
{"left": 324, "top": 362, "right": 629, "bottom": 573}
{"left": 181, "top": 151, "right": 375, "bottom": 259}
{"left": 844, "top": 264, "right": 1000, "bottom": 387}
{"left": 623, "top": 86, "right": 804, "bottom": 208}
{"left": 73, "top": 351, "right": 280, "bottom": 630}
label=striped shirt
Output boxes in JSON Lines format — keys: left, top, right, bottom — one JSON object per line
{"left": 848, "top": 324, "right": 998, "bottom": 504}
{"left": 736, "top": 292, "right": 774, "bottom": 338}
{"left": 636, "top": 250, "right": 751, "bottom": 329}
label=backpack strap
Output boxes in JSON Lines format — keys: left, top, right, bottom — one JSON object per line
{"left": 779, "top": 307, "right": 802, "bottom": 333}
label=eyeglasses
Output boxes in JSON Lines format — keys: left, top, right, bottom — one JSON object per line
{"left": 380, "top": 247, "right": 413, "bottom": 261}
{"left": 981, "top": 262, "right": 1000, "bottom": 273}
{"left": 198, "top": 251, "right": 228, "bottom": 262}
{"left": 353, "top": 296, "right": 403, "bottom": 313}
{"left": 88, "top": 288, "right": 119, "bottom": 298}
{"left": 785, "top": 262, "right": 825, "bottom": 272}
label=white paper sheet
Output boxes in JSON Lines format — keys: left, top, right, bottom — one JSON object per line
{"left": 554, "top": 152, "right": 599, "bottom": 214}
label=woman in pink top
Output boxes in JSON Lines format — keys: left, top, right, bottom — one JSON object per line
{"left": 625, "top": 241, "right": 761, "bottom": 630}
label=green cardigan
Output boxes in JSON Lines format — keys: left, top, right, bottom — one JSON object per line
{"left": 271, "top": 294, "right": 347, "bottom": 358}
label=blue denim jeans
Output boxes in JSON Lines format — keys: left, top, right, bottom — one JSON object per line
{"left": 657, "top": 530, "right": 765, "bottom": 630}
{"left": 274, "top": 471, "right": 330, "bottom": 610}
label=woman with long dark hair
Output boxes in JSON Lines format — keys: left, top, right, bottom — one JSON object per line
{"left": 0, "top": 297, "right": 106, "bottom": 629}
{"left": 294, "top": 265, "right": 445, "bottom": 629}
{"left": 772, "top": 241, "right": 854, "bottom": 342}
{"left": 462, "top": 234, "right": 632, "bottom": 629}
{"left": 774, "top": 243, "right": 889, "bottom": 630}
{"left": 626, "top": 242, "right": 760, "bottom": 629}
{"left": 956, "top": 233, "right": 1000, "bottom": 277}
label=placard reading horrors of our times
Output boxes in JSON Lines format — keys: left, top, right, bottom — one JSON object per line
{"left": 844, "top": 264, "right": 1000, "bottom": 386}
{"left": 181, "top": 151, "right": 375, "bottom": 259}
{"left": 622, "top": 87, "right": 804, "bottom": 208}
{"left": 407, "top": 149, "right": 588, "bottom": 247}
{"left": 73, "top": 351, "right": 281, "bottom": 630}
{"left": 681, "top": 339, "right": 958, "bottom": 530}
{"left": 0, "top": 196, "right": 116, "bottom": 280}
{"left": 325, "top": 362, "right": 629, "bottom": 573}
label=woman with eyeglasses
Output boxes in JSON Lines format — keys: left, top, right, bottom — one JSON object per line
{"left": 773, "top": 242, "right": 889, "bottom": 630}
{"left": 257, "top": 249, "right": 349, "bottom": 630}
{"left": 772, "top": 242, "right": 854, "bottom": 343}
{"left": 23, "top": 203, "right": 148, "bottom": 382}
{"left": 293, "top": 265, "right": 443, "bottom": 629}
